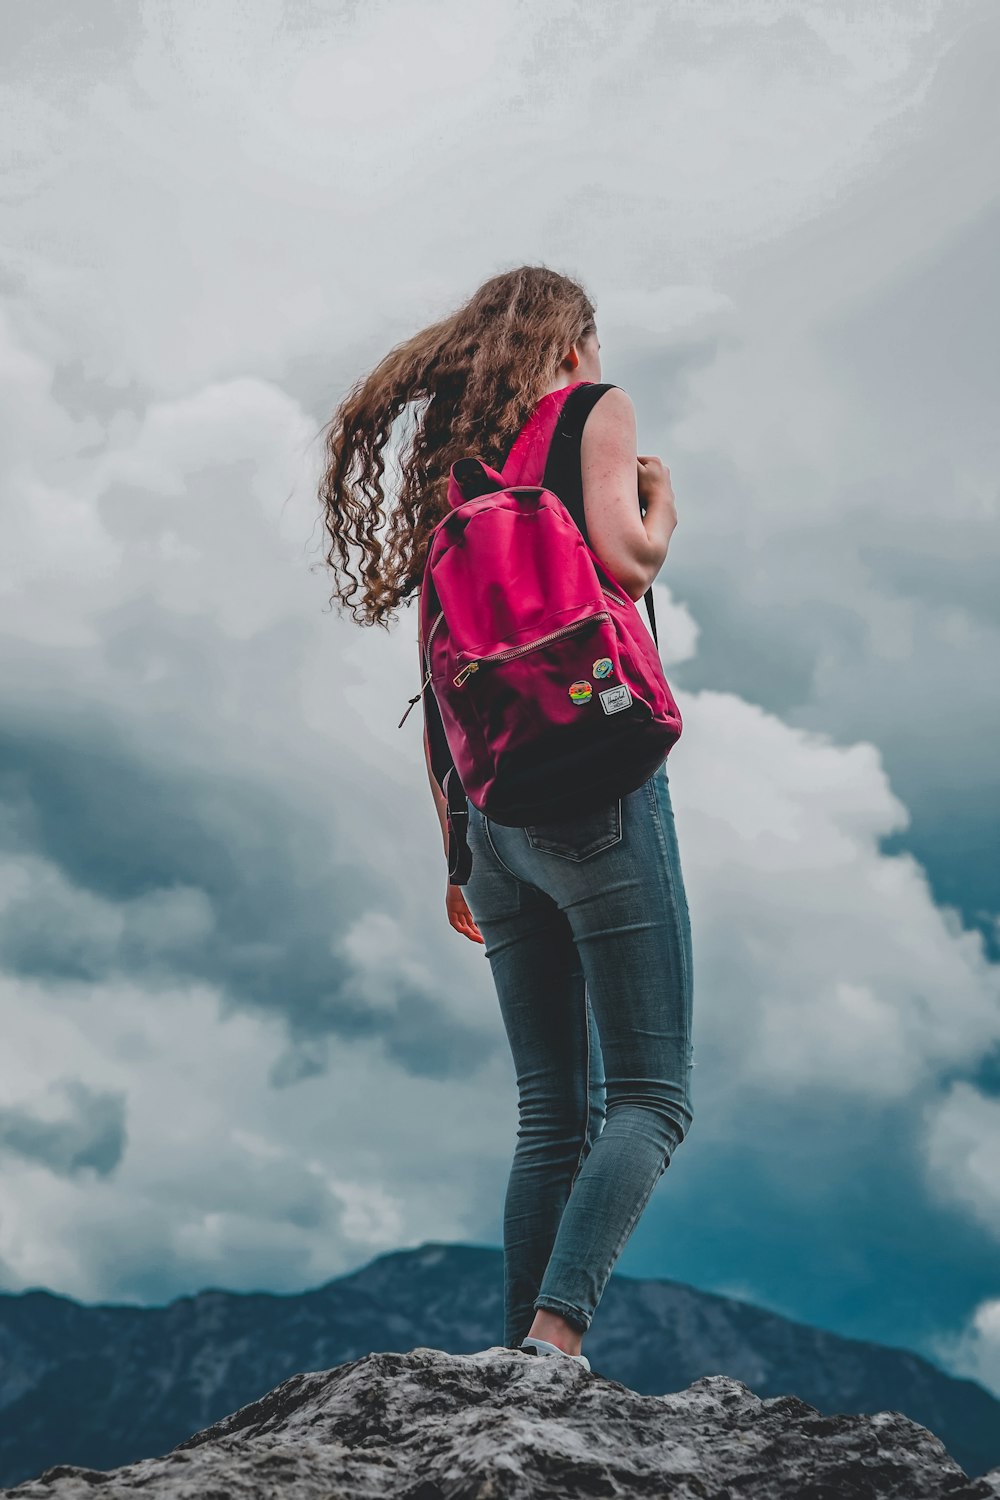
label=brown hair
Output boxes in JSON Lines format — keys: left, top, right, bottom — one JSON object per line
{"left": 317, "top": 264, "right": 596, "bottom": 628}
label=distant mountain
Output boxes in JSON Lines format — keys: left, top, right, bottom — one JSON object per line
{"left": 0, "top": 1241, "right": 996, "bottom": 1489}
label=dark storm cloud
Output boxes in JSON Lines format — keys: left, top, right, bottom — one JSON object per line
{"left": 0, "top": 693, "right": 495, "bottom": 1084}
{"left": 0, "top": 1078, "right": 126, "bottom": 1177}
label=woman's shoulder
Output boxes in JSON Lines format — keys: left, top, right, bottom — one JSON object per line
{"left": 589, "top": 382, "right": 634, "bottom": 413}
{"left": 557, "top": 381, "right": 632, "bottom": 438}
{"left": 580, "top": 384, "right": 637, "bottom": 442}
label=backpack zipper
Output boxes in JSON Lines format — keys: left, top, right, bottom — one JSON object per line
{"left": 424, "top": 608, "right": 445, "bottom": 673}
{"left": 452, "top": 609, "right": 611, "bottom": 687}
{"left": 400, "top": 591, "right": 623, "bottom": 723}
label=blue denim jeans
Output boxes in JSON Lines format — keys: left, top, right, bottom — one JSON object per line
{"left": 463, "top": 758, "right": 694, "bottom": 1347}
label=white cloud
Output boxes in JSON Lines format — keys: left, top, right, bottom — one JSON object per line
{"left": 672, "top": 692, "right": 1000, "bottom": 1103}
{"left": 930, "top": 1292, "right": 1000, "bottom": 1401}
{"left": 651, "top": 581, "right": 701, "bottom": 666}
{"left": 924, "top": 1082, "right": 1000, "bottom": 1238}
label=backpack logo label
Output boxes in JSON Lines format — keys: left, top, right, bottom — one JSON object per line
{"left": 599, "top": 683, "right": 632, "bottom": 715}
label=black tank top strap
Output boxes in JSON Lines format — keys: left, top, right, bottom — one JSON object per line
{"left": 541, "top": 381, "right": 617, "bottom": 546}
{"left": 541, "top": 382, "right": 658, "bottom": 648}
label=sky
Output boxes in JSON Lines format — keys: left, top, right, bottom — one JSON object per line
{"left": 1, "top": 0, "right": 999, "bottom": 1399}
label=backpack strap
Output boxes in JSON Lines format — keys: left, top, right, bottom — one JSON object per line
{"left": 541, "top": 382, "right": 659, "bottom": 649}
{"left": 444, "top": 764, "right": 473, "bottom": 884}
{"left": 418, "top": 613, "right": 474, "bottom": 885}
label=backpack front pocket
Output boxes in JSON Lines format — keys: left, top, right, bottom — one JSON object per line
{"left": 451, "top": 607, "right": 612, "bottom": 687}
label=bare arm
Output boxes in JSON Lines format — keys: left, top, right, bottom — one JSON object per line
{"left": 579, "top": 387, "right": 678, "bottom": 602}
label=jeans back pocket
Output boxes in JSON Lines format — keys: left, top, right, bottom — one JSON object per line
{"left": 524, "top": 798, "right": 623, "bottom": 861}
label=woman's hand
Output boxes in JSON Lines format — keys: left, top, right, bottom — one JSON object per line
{"left": 446, "top": 881, "right": 484, "bottom": 943}
{"left": 637, "top": 455, "right": 678, "bottom": 543}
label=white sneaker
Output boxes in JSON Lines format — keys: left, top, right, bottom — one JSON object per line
{"left": 520, "top": 1335, "right": 591, "bottom": 1371}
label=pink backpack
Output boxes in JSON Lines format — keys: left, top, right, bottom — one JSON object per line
{"left": 399, "top": 381, "right": 683, "bottom": 884}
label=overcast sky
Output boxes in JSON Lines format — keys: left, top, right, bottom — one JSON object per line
{"left": 2, "top": 0, "right": 999, "bottom": 1399}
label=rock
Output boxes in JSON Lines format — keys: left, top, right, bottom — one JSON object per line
{"left": 4, "top": 1345, "right": 998, "bottom": 1500}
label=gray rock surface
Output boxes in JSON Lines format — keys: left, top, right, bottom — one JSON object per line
{"left": 5, "top": 1345, "right": 999, "bottom": 1500}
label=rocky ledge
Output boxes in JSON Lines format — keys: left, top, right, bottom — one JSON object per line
{"left": 5, "top": 1345, "right": 999, "bottom": 1500}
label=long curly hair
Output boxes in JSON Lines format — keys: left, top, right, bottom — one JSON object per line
{"left": 317, "top": 264, "right": 597, "bottom": 628}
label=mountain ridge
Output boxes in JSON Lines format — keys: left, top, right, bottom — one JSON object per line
{"left": 0, "top": 1240, "right": 997, "bottom": 1488}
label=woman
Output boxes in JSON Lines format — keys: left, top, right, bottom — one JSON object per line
{"left": 319, "top": 265, "right": 693, "bottom": 1372}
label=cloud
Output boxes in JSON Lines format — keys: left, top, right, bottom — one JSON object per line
{"left": 646, "top": 12, "right": 1000, "bottom": 949}
{"left": 0, "top": 1, "right": 997, "bottom": 1369}
{"left": 930, "top": 1293, "right": 1000, "bottom": 1402}
{"left": 0, "top": 1077, "right": 126, "bottom": 1178}
{"left": 0, "top": 970, "right": 517, "bottom": 1302}
{"left": 0, "top": 0, "right": 962, "bottom": 391}
{"left": 0, "top": 319, "right": 495, "bottom": 1083}
{"left": 924, "top": 1082, "right": 1000, "bottom": 1238}
{"left": 0, "top": 715, "right": 495, "bottom": 1082}
{"left": 670, "top": 691, "right": 1000, "bottom": 1103}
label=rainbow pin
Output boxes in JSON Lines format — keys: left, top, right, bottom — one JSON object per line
{"left": 568, "top": 679, "right": 592, "bottom": 704}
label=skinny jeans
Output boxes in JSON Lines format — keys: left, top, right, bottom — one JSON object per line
{"left": 463, "top": 759, "right": 694, "bottom": 1347}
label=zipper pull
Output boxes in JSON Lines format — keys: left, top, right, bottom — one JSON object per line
{"left": 398, "top": 669, "right": 431, "bottom": 728}
{"left": 453, "top": 661, "right": 479, "bottom": 687}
